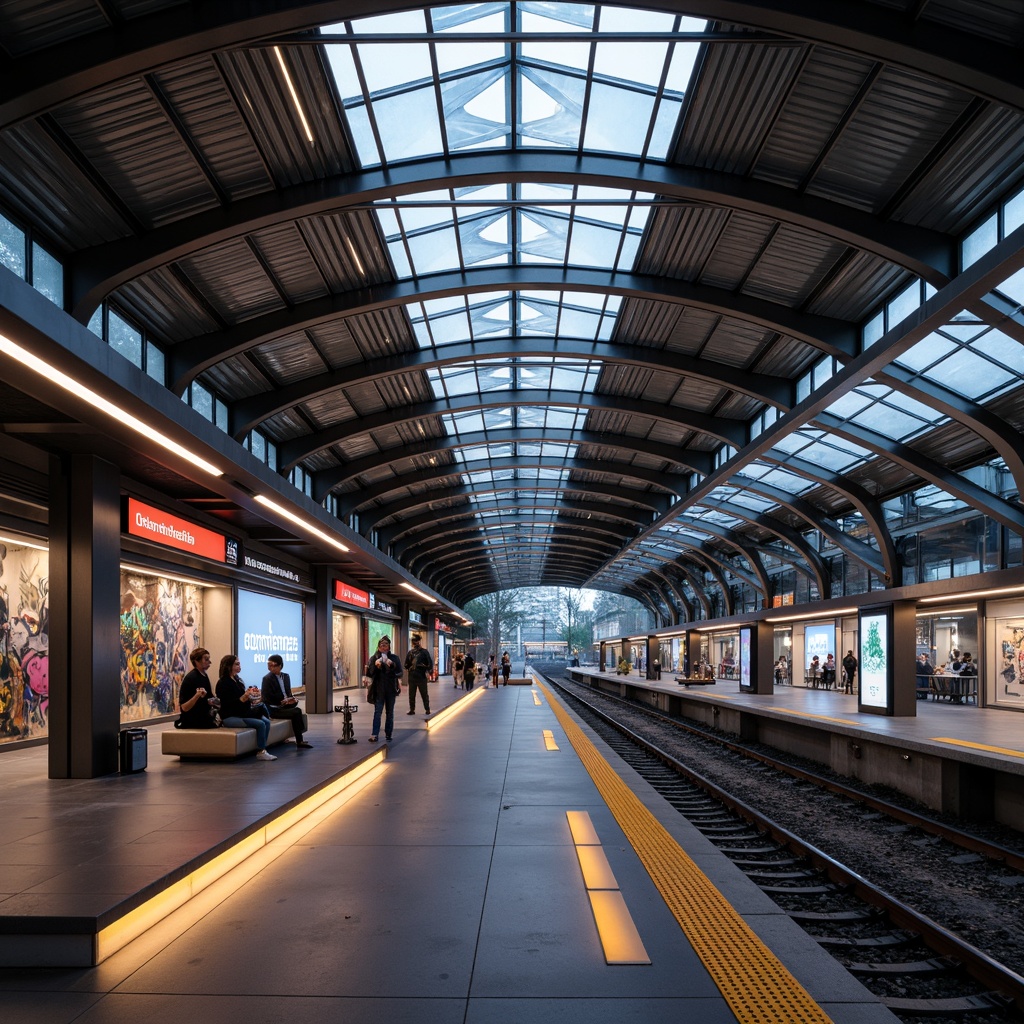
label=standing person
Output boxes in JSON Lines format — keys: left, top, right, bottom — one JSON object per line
{"left": 501, "top": 650, "right": 511, "bottom": 685}
{"left": 261, "top": 655, "right": 312, "bottom": 748}
{"left": 774, "top": 656, "right": 787, "bottom": 687}
{"left": 178, "top": 647, "right": 219, "bottom": 729}
{"left": 453, "top": 650, "right": 465, "bottom": 688}
{"left": 463, "top": 652, "right": 476, "bottom": 690}
{"left": 216, "top": 654, "right": 275, "bottom": 761}
{"left": 487, "top": 653, "right": 497, "bottom": 687}
{"left": 842, "top": 650, "right": 858, "bottom": 694}
{"left": 651, "top": 658, "right": 661, "bottom": 680}
{"left": 405, "top": 633, "right": 433, "bottom": 715}
{"left": 366, "top": 635, "right": 402, "bottom": 742}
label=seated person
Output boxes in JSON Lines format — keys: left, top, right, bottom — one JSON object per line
{"left": 216, "top": 654, "right": 276, "bottom": 761}
{"left": 616, "top": 657, "right": 630, "bottom": 675}
{"left": 262, "top": 654, "right": 312, "bottom": 748}
{"left": 178, "top": 647, "right": 219, "bottom": 728}
{"left": 821, "top": 654, "right": 837, "bottom": 689}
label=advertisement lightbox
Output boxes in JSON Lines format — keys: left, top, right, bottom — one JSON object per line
{"left": 237, "top": 589, "right": 304, "bottom": 682}
{"left": 859, "top": 607, "right": 891, "bottom": 711}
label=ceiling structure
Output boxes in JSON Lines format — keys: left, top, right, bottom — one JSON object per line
{"left": 1, "top": 0, "right": 1023, "bottom": 619}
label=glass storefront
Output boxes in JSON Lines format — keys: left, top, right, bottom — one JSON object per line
{"left": 119, "top": 567, "right": 231, "bottom": 726}
{"left": 916, "top": 606, "right": 979, "bottom": 673}
{"left": 332, "top": 609, "right": 360, "bottom": 689}
{"left": 0, "top": 531, "right": 49, "bottom": 744}
{"left": 985, "top": 599, "right": 1024, "bottom": 709}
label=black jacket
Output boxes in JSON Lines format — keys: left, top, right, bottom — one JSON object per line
{"left": 366, "top": 651, "right": 403, "bottom": 695}
{"left": 261, "top": 670, "right": 294, "bottom": 707}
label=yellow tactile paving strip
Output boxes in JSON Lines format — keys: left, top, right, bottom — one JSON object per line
{"left": 931, "top": 737, "right": 1024, "bottom": 760}
{"left": 538, "top": 681, "right": 834, "bottom": 1024}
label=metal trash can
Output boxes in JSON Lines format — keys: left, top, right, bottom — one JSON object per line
{"left": 119, "top": 728, "right": 148, "bottom": 774}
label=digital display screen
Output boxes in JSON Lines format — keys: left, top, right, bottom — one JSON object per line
{"left": 859, "top": 609, "right": 890, "bottom": 710}
{"left": 804, "top": 622, "right": 835, "bottom": 671}
{"left": 237, "top": 589, "right": 304, "bottom": 683}
{"left": 739, "top": 627, "right": 751, "bottom": 690}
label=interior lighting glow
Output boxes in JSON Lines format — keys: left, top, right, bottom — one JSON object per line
{"left": 0, "top": 532, "right": 47, "bottom": 552}
{"left": 273, "top": 45, "right": 315, "bottom": 143}
{"left": 254, "top": 494, "right": 349, "bottom": 552}
{"left": 401, "top": 582, "right": 434, "bottom": 603}
{"left": 764, "top": 607, "right": 856, "bottom": 623}
{"left": 0, "top": 335, "right": 223, "bottom": 477}
{"left": 121, "top": 563, "right": 211, "bottom": 588}
{"left": 919, "top": 586, "right": 1024, "bottom": 603}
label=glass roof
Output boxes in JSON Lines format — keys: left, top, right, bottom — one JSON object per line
{"left": 377, "top": 184, "right": 653, "bottom": 277}
{"left": 324, "top": 3, "right": 704, "bottom": 168}
{"left": 895, "top": 315, "right": 1023, "bottom": 402}
{"left": 428, "top": 357, "right": 599, "bottom": 398}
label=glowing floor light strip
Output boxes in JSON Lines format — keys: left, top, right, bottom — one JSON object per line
{"left": 94, "top": 750, "right": 387, "bottom": 963}
{"left": 566, "top": 810, "right": 650, "bottom": 965}
{"left": 425, "top": 684, "right": 485, "bottom": 731}
{"left": 0, "top": 335, "right": 222, "bottom": 477}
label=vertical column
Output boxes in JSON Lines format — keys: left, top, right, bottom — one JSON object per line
{"left": 892, "top": 600, "right": 918, "bottom": 717}
{"left": 753, "top": 619, "right": 775, "bottom": 693}
{"left": 48, "top": 454, "right": 121, "bottom": 779}
{"left": 307, "top": 567, "right": 334, "bottom": 715}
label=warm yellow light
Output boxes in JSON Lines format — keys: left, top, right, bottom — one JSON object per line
{"left": 920, "top": 586, "right": 1024, "bottom": 603}
{"left": 0, "top": 532, "right": 47, "bottom": 551}
{"left": 566, "top": 810, "right": 600, "bottom": 846}
{"left": 425, "top": 685, "right": 484, "bottom": 731}
{"left": 0, "top": 335, "right": 223, "bottom": 477}
{"left": 576, "top": 845, "right": 619, "bottom": 890}
{"left": 95, "top": 749, "right": 386, "bottom": 964}
{"left": 401, "top": 582, "right": 434, "bottom": 603}
{"left": 764, "top": 607, "right": 856, "bottom": 623}
{"left": 254, "top": 494, "right": 349, "bottom": 552}
{"left": 121, "top": 563, "right": 211, "bottom": 588}
{"left": 588, "top": 890, "right": 651, "bottom": 964}
{"left": 273, "top": 45, "right": 315, "bottom": 142}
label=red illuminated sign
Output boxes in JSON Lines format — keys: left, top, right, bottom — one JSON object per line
{"left": 335, "top": 580, "right": 370, "bottom": 608}
{"left": 126, "top": 498, "right": 226, "bottom": 562}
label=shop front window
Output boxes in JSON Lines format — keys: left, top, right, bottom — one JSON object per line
{"left": 332, "top": 610, "right": 359, "bottom": 688}
{"left": 120, "top": 568, "right": 208, "bottom": 724}
{"left": 985, "top": 599, "right": 1024, "bottom": 710}
{"left": 0, "top": 532, "right": 49, "bottom": 744}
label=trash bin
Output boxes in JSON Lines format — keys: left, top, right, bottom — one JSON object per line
{"left": 120, "top": 728, "right": 148, "bottom": 774}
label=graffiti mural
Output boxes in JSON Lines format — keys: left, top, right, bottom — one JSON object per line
{"left": 0, "top": 539, "right": 49, "bottom": 744}
{"left": 119, "top": 571, "right": 202, "bottom": 723}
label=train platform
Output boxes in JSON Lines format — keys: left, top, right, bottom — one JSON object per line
{"left": 0, "top": 675, "right": 896, "bottom": 1024}
{"left": 569, "top": 666, "right": 1024, "bottom": 828}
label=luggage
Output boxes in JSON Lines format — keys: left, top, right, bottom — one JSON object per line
{"left": 119, "top": 728, "right": 148, "bottom": 774}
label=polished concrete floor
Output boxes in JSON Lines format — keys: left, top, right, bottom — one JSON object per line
{"left": 0, "top": 676, "right": 898, "bottom": 1024}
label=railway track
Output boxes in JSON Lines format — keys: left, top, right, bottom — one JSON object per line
{"left": 539, "top": 668, "right": 1024, "bottom": 1023}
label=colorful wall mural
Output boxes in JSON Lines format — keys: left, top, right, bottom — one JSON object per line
{"left": 0, "top": 538, "right": 49, "bottom": 744}
{"left": 119, "top": 570, "right": 203, "bottom": 723}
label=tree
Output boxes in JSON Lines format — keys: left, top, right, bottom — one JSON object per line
{"left": 464, "top": 589, "right": 527, "bottom": 660}
{"left": 558, "top": 588, "right": 593, "bottom": 657}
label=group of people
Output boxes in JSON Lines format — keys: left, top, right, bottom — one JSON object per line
{"left": 915, "top": 649, "right": 978, "bottom": 702}
{"left": 802, "top": 652, "right": 858, "bottom": 693}
{"left": 178, "top": 647, "right": 312, "bottom": 760}
{"left": 362, "top": 632, "right": 435, "bottom": 742}
{"left": 452, "top": 650, "right": 512, "bottom": 688}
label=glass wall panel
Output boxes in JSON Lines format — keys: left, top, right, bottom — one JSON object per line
{"left": 0, "top": 533, "right": 49, "bottom": 744}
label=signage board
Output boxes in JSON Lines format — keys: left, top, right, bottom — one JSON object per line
{"left": 237, "top": 589, "right": 304, "bottom": 679}
{"left": 125, "top": 497, "right": 227, "bottom": 562}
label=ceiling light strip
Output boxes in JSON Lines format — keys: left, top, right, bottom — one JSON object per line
{"left": 0, "top": 336, "right": 222, "bottom": 478}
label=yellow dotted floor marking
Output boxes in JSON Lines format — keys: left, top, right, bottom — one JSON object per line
{"left": 931, "top": 737, "right": 1024, "bottom": 760}
{"left": 539, "top": 681, "right": 834, "bottom": 1024}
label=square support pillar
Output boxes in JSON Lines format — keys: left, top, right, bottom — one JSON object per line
{"left": 48, "top": 454, "right": 121, "bottom": 778}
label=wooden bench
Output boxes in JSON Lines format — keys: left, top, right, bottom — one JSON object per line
{"left": 161, "top": 715, "right": 307, "bottom": 760}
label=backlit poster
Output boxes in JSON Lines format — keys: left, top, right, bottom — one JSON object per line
{"left": 859, "top": 609, "right": 890, "bottom": 710}
{"left": 739, "top": 627, "right": 752, "bottom": 690}
{"left": 237, "top": 589, "right": 304, "bottom": 684}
